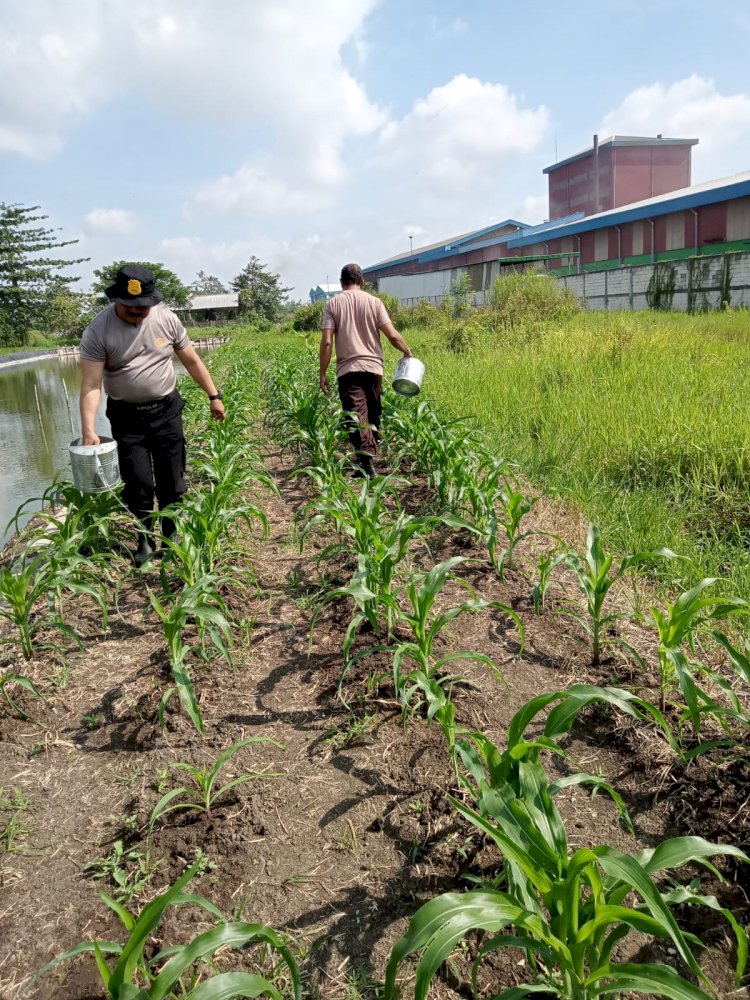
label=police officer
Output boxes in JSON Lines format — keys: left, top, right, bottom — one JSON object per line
{"left": 79, "top": 264, "right": 225, "bottom": 565}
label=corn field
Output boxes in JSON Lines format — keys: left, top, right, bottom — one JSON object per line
{"left": 0, "top": 312, "right": 749, "bottom": 1000}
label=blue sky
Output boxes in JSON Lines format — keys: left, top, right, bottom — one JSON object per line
{"left": 3, "top": 0, "right": 750, "bottom": 300}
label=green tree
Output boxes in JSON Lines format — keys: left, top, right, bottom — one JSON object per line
{"left": 190, "top": 270, "right": 228, "bottom": 295}
{"left": 231, "top": 256, "right": 291, "bottom": 323}
{"left": 0, "top": 203, "right": 88, "bottom": 347}
{"left": 41, "top": 285, "right": 96, "bottom": 339}
{"left": 91, "top": 261, "right": 190, "bottom": 309}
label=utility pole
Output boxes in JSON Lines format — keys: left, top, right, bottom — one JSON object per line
{"left": 409, "top": 234, "right": 415, "bottom": 273}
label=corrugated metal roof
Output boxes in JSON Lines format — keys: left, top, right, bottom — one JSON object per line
{"left": 364, "top": 219, "right": 528, "bottom": 273}
{"left": 506, "top": 170, "right": 750, "bottom": 248}
{"left": 543, "top": 134, "right": 699, "bottom": 173}
{"left": 186, "top": 293, "right": 239, "bottom": 310}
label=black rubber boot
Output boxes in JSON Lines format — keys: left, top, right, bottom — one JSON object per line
{"left": 357, "top": 454, "right": 376, "bottom": 479}
{"left": 133, "top": 533, "right": 155, "bottom": 567}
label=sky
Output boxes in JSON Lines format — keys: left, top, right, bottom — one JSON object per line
{"left": 3, "top": 0, "right": 750, "bottom": 301}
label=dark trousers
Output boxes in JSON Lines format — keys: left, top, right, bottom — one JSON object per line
{"left": 337, "top": 372, "right": 382, "bottom": 456}
{"left": 106, "top": 391, "right": 187, "bottom": 534}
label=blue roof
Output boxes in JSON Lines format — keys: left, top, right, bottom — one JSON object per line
{"left": 507, "top": 171, "right": 750, "bottom": 247}
{"left": 363, "top": 218, "right": 528, "bottom": 273}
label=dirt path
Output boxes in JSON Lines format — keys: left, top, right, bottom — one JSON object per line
{"left": 0, "top": 443, "right": 747, "bottom": 999}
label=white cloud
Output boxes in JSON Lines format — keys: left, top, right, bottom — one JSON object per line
{"left": 85, "top": 208, "right": 138, "bottom": 235}
{"left": 600, "top": 75, "right": 750, "bottom": 180}
{"left": 517, "top": 193, "right": 548, "bottom": 224}
{"left": 158, "top": 233, "right": 342, "bottom": 300}
{"left": 0, "top": 0, "right": 385, "bottom": 189}
{"left": 428, "top": 16, "right": 467, "bottom": 39}
{"left": 376, "top": 75, "right": 549, "bottom": 189}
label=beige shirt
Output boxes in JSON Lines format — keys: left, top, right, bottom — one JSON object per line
{"left": 80, "top": 303, "right": 190, "bottom": 403}
{"left": 321, "top": 288, "right": 391, "bottom": 376}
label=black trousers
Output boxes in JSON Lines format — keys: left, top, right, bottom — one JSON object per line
{"left": 337, "top": 371, "right": 382, "bottom": 456}
{"left": 106, "top": 390, "right": 187, "bottom": 532}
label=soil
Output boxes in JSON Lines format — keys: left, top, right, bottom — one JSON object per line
{"left": 0, "top": 443, "right": 748, "bottom": 1000}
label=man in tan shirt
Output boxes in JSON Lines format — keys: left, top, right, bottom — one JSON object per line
{"left": 79, "top": 264, "right": 225, "bottom": 565}
{"left": 320, "top": 263, "right": 412, "bottom": 477}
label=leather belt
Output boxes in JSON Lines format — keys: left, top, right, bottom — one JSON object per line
{"left": 109, "top": 394, "right": 172, "bottom": 412}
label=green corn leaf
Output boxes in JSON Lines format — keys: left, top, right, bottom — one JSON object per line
{"left": 91, "top": 940, "right": 111, "bottom": 988}
{"left": 384, "top": 891, "right": 525, "bottom": 1000}
{"left": 550, "top": 773, "right": 634, "bottom": 835}
{"left": 518, "top": 760, "right": 567, "bottom": 861}
{"left": 186, "top": 972, "right": 282, "bottom": 999}
{"left": 99, "top": 890, "right": 136, "bottom": 930}
{"left": 507, "top": 692, "right": 567, "bottom": 750}
{"left": 30, "top": 939, "right": 123, "bottom": 987}
{"left": 433, "top": 650, "right": 508, "bottom": 686}
{"left": 148, "top": 787, "right": 197, "bottom": 833}
{"left": 587, "top": 961, "right": 714, "bottom": 999}
{"left": 450, "top": 793, "right": 555, "bottom": 895}
{"left": 593, "top": 847, "right": 705, "bottom": 982}
{"left": 171, "top": 664, "right": 205, "bottom": 736}
{"left": 109, "top": 860, "right": 203, "bottom": 990}
{"left": 635, "top": 835, "right": 748, "bottom": 877}
{"left": 660, "top": 884, "right": 748, "bottom": 983}
{"left": 494, "top": 987, "right": 562, "bottom": 999}
{"left": 575, "top": 903, "right": 667, "bottom": 942}
{"left": 710, "top": 629, "right": 750, "bottom": 685}
{"left": 149, "top": 922, "right": 300, "bottom": 1000}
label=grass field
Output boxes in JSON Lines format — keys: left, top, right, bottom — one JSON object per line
{"left": 415, "top": 309, "right": 750, "bottom": 591}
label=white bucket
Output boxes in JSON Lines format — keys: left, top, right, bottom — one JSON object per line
{"left": 392, "top": 356, "right": 425, "bottom": 396}
{"left": 69, "top": 437, "right": 121, "bottom": 493}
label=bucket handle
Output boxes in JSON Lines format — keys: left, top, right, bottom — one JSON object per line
{"left": 94, "top": 454, "right": 117, "bottom": 489}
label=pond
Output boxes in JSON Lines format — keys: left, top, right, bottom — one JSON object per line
{"left": 0, "top": 355, "right": 185, "bottom": 546}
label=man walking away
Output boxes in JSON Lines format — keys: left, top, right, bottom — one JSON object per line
{"left": 79, "top": 264, "right": 225, "bottom": 566}
{"left": 319, "top": 263, "right": 413, "bottom": 477}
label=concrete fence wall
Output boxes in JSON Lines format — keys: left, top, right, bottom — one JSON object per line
{"left": 382, "top": 250, "right": 750, "bottom": 313}
{"left": 558, "top": 251, "right": 750, "bottom": 311}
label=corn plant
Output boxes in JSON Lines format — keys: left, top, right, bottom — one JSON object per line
{"left": 650, "top": 577, "right": 749, "bottom": 737}
{"left": 32, "top": 858, "right": 301, "bottom": 999}
{"left": 307, "top": 482, "right": 438, "bottom": 650}
{"left": 559, "top": 523, "right": 677, "bottom": 665}
{"left": 0, "top": 553, "right": 108, "bottom": 659}
{"left": 148, "top": 736, "right": 284, "bottom": 832}
{"left": 6, "top": 476, "right": 134, "bottom": 556}
{"left": 533, "top": 548, "right": 566, "bottom": 614}
{"left": 339, "top": 558, "right": 524, "bottom": 746}
{"left": 148, "top": 578, "right": 233, "bottom": 736}
{"left": 386, "top": 751, "right": 748, "bottom": 1000}
{"left": 0, "top": 670, "right": 45, "bottom": 719}
{"left": 160, "top": 487, "right": 268, "bottom": 586}
{"left": 453, "top": 683, "right": 678, "bottom": 839}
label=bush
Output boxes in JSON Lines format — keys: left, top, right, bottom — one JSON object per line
{"left": 444, "top": 315, "right": 484, "bottom": 354}
{"left": 403, "top": 299, "right": 444, "bottom": 328}
{"left": 292, "top": 300, "right": 326, "bottom": 332}
{"left": 370, "top": 289, "right": 406, "bottom": 329}
{"left": 488, "top": 270, "right": 579, "bottom": 328}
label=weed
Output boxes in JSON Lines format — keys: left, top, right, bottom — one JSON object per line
{"left": 84, "top": 840, "right": 159, "bottom": 904}
{"left": 0, "top": 787, "right": 31, "bottom": 853}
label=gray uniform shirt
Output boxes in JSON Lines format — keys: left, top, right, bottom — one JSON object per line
{"left": 80, "top": 304, "right": 190, "bottom": 403}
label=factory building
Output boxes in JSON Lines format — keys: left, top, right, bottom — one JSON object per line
{"left": 364, "top": 136, "right": 750, "bottom": 309}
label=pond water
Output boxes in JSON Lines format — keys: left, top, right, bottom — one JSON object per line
{"left": 0, "top": 355, "right": 185, "bottom": 546}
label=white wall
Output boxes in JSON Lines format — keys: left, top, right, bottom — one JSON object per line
{"left": 382, "top": 250, "right": 750, "bottom": 313}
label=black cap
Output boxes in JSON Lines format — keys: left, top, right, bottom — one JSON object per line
{"left": 105, "top": 264, "right": 164, "bottom": 306}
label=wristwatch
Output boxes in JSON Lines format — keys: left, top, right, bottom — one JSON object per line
{"left": 208, "top": 391, "right": 223, "bottom": 401}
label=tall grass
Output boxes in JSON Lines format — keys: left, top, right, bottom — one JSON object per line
{"left": 401, "top": 302, "right": 750, "bottom": 592}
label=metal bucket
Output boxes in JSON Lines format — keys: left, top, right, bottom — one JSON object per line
{"left": 69, "top": 437, "right": 121, "bottom": 493}
{"left": 392, "top": 356, "right": 425, "bottom": 396}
